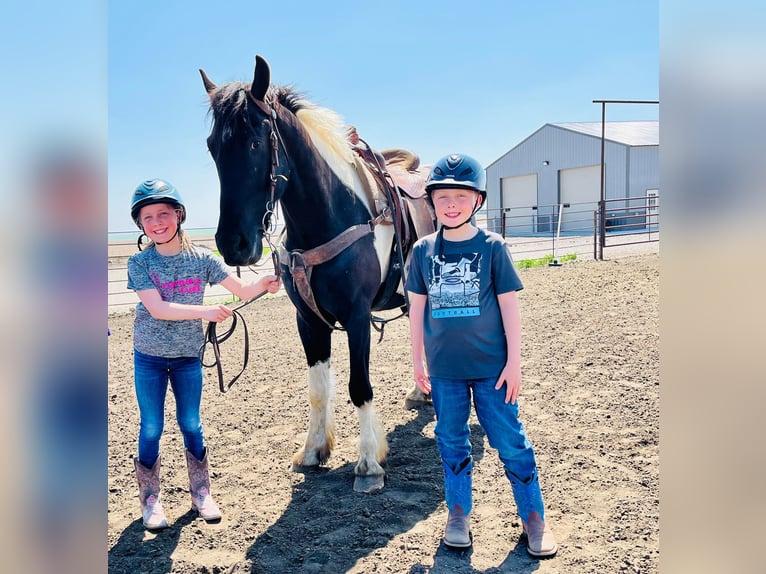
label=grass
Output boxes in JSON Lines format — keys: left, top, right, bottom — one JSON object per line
{"left": 516, "top": 253, "right": 577, "bottom": 268}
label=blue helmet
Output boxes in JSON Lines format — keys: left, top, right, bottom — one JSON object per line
{"left": 425, "top": 153, "right": 486, "bottom": 201}
{"left": 130, "top": 179, "right": 186, "bottom": 228}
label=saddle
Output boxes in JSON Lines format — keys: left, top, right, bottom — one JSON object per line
{"left": 351, "top": 145, "right": 436, "bottom": 247}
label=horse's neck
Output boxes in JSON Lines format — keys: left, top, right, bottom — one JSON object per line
{"left": 280, "top": 175, "right": 359, "bottom": 248}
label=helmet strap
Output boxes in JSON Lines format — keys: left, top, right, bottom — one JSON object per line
{"left": 154, "top": 226, "right": 180, "bottom": 246}
{"left": 438, "top": 197, "right": 482, "bottom": 231}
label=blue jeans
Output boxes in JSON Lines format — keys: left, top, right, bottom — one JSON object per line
{"left": 430, "top": 376, "right": 546, "bottom": 521}
{"left": 134, "top": 349, "right": 205, "bottom": 467}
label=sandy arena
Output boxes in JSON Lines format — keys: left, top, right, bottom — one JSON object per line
{"left": 108, "top": 251, "right": 658, "bottom": 573}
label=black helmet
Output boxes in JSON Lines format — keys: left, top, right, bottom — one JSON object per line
{"left": 425, "top": 153, "right": 486, "bottom": 201}
{"left": 130, "top": 179, "right": 186, "bottom": 228}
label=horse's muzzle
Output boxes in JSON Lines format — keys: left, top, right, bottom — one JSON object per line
{"left": 215, "top": 229, "right": 264, "bottom": 267}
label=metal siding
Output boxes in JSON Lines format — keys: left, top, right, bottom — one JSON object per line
{"left": 486, "top": 124, "right": 659, "bottom": 232}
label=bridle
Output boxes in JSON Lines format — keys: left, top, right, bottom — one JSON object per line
{"left": 200, "top": 93, "right": 289, "bottom": 393}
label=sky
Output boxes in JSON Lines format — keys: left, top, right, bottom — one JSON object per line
{"left": 107, "top": 0, "right": 658, "bottom": 232}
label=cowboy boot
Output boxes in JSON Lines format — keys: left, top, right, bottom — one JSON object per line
{"left": 522, "top": 511, "right": 558, "bottom": 558}
{"left": 443, "top": 459, "right": 473, "bottom": 548}
{"left": 133, "top": 456, "right": 169, "bottom": 530}
{"left": 185, "top": 448, "right": 222, "bottom": 521}
{"left": 508, "top": 469, "right": 557, "bottom": 557}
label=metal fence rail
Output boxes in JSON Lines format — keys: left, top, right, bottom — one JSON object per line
{"left": 108, "top": 196, "right": 659, "bottom": 312}
{"left": 481, "top": 193, "right": 659, "bottom": 261}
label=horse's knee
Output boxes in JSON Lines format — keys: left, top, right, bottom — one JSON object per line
{"left": 349, "top": 383, "right": 373, "bottom": 408}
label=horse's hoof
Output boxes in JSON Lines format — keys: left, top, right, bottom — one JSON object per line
{"left": 353, "top": 474, "right": 384, "bottom": 493}
{"left": 404, "top": 387, "right": 432, "bottom": 410}
{"left": 404, "top": 396, "right": 432, "bottom": 410}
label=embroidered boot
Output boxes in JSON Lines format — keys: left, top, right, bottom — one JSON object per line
{"left": 133, "top": 456, "right": 169, "bottom": 530}
{"left": 185, "top": 448, "right": 222, "bottom": 521}
{"left": 443, "top": 459, "right": 473, "bottom": 548}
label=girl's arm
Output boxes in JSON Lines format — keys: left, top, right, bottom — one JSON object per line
{"left": 219, "top": 274, "right": 281, "bottom": 301}
{"left": 495, "top": 290, "right": 522, "bottom": 404}
{"left": 137, "top": 289, "right": 233, "bottom": 322}
{"left": 408, "top": 293, "right": 431, "bottom": 394}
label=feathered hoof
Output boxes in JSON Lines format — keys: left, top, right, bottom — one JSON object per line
{"left": 353, "top": 473, "right": 384, "bottom": 493}
{"left": 354, "top": 458, "right": 385, "bottom": 492}
{"left": 291, "top": 446, "right": 330, "bottom": 469}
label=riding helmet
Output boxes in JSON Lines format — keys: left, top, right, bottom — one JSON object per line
{"left": 130, "top": 179, "right": 187, "bottom": 228}
{"left": 425, "top": 153, "right": 486, "bottom": 202}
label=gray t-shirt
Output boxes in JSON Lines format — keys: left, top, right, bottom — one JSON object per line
{"left": 405, "top": 228, "right": 523, "bottom": 379}
{"left": 127, "top": 245, "right": 231, "bottom": 358}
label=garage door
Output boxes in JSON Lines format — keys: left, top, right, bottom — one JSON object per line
{"left": 501, "top": 174, "right": 537, "bottom": 235}
{"left": 559, "top": 164, "right": 601, "bottom": 233}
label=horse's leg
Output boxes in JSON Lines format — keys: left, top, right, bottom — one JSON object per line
{"left": 292, "top": 314, "right": 335, "bottom": 469}
{"left": 346, "top": 313, "right": 388, "bottom": 493}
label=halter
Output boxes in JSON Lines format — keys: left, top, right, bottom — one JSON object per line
{"left": 199, "top": 92, "right": 289, "bottom": 393}
{"left": 248, "top": 92, "right": 290, "bottom": 233}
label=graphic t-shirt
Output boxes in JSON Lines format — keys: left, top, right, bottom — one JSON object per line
{"left": 127, "top": 245, "right": 231, "bottom": 358}
{"left": 405, "top": 228, "right": 523, "bottom": 379}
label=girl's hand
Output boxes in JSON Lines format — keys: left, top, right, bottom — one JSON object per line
{"left": 495, "top": 362, "right": 521, "bottom": 404}
{"left": 261, "top": 275, "right": 282, "bottom": 294}
{"left": 202, "top": 304, "right": 233, "bottom": 323}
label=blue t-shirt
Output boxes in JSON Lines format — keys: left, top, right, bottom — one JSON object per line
{"left": 127, "top": 245, "right": 231, "bottom": 358}
{"left": 405, "top": 228, "right": 523, "bottom": 379}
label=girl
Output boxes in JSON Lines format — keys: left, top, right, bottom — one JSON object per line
{"left": 127, "top": 179, "right": 280, "bottom": 529}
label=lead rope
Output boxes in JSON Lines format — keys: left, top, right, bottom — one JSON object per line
{"left": 200, "top": 202, "right": 283, "bottom": 393}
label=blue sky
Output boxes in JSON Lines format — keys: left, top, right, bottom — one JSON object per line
{"left": 108, "top": 0, "right": 658, "bottom": 232}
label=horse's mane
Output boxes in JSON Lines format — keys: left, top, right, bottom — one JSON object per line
{"left": 208, "top": 82, "right": 355, "bottom": 167}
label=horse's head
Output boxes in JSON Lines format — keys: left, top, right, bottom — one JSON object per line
{"left": 201, "top": 55, "right": 287, "bottom": 266}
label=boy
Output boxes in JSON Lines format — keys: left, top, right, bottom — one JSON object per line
{"left": 406, "top": 154, "right": 557, "bottom": 557}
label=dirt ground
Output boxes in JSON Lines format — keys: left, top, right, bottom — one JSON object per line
{"left": 107, "top": 252, "right": 659, "bottom": 574}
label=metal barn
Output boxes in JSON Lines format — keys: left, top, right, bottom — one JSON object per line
{"left": 484, "top": 121, "right": 659, "bottom": 236}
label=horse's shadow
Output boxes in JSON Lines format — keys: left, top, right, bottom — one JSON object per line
{"left": 107, "top": 507, "right": 198, "bottom": 574}
{"left": 245, "top": 406, "right": 489, "bottom": 573}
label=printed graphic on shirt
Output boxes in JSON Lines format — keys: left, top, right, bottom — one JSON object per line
{"left": 149, "top": 271, "right": 203, "bottom": 299}
{"left": 427, "top": 251, "right": 482, "bottom": 318}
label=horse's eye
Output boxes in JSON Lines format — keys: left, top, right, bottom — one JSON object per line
{"left": 250, "top": 140, "right": 260, "bottom": 151}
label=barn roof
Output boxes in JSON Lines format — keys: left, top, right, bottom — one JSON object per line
{"left": 551, "top": 120, "right": 659, "bottom": 146}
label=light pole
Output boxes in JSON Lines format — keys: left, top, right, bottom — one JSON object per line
{"left": 592, "top": 99, "right": 659, "bottom": 260}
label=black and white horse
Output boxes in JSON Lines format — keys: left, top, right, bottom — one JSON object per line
{"left": 201, "top": 55, "right": 428, "bottom": 492}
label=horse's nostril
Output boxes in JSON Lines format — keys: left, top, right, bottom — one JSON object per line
{"left": 237, "top": 234, "right": 249, "bottom": 253}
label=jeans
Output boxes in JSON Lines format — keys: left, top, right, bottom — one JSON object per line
{"left": 430, "top": 375, "right": 546, "bottom": 521}
{"left": 134, "top": 349, "right": 205, "bottom": 467}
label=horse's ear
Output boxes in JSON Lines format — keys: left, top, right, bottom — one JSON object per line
{"left": 251, "top": 55, "right": 271, "bottom": 102}
{"left": 199, "top": 69, "right": 217, "bottom": 96}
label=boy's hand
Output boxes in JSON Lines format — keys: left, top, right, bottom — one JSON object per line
{"left": 413, "top": 363, "right": 431, "bottom": 394}
{"left": 495, "top": 363, "right": 521, "bottom": 404}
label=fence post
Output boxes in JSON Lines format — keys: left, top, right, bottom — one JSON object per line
{"left": 593, "top": 210, "right": 598, "bottom": 260}
{"left": 501, "top": 210, "right": 506, "bottom": 237}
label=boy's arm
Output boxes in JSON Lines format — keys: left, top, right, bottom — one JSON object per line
{"left": 408, "top": 293, "right": 431, "bottom": 394}
{"left": 496, "top": 290, "right": 522, "bottom": 404}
